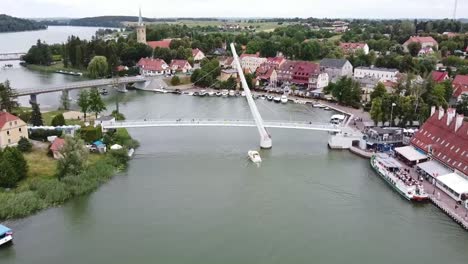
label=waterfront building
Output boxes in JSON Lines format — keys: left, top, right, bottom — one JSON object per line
{"left": 135, "top": 8, "right": 146, "bottom": 44}
{"left": 340, "top": 42, "right": 369, "bottom": 55}
{"left": 137, "top": 58, "right": 170, "bottom": 76}
{"left": 403, "top": 36, "right": 439, "bottom": 52}
{"left": 169, "top": 59, "right": 192, "bottom": 73}
{"left": 239, "top": 53, "right": 267, "bottom": 73}
{"left": 319, "top": 58, "right": 353, "bottom": 83}
{"left": 192, "top": 48, "right": 205, "bottom": 62}
{"left": 0, "top": 111, "right": 28, "bottom": 149}
{"left": 354, "top": 66, "right": 399, "bottom": 82}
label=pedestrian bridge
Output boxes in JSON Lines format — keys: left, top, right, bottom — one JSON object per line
{"left": 15, "top": 76, "right": 150, "bottom": 96}
{"left": 0, "top": 52, "right": 26, "bottom": 61}
{"left": 102, "top": 119, "right": 342, "bottom": 132}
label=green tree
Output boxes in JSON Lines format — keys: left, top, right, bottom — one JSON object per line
{"left": 325, "top": 77, "right": 361, "bottom": 108}
{"left": 77, "top": 90, "right": 90, "bottom": 121}
{"left": 370, "top": 98, "right": 383, "bottom": 125}
{"left": 88, "top": 88, "right": 106, "bottom": 118}
{"left": 30, "top": 103, "right": 43, "bottom": 126}
{"left": 60, "top": 91, "right": 71, "bottom": 110}
{"left": 370, "top": 82, "right": 387, "bottom": 102}
{"left": 407, "top": 42, "right": 422, "bottom": 57}
{"left": 456, "top": 94, "right": 468, "bottom": 116}
{"left": 171, "top": 75, "right": 181, "bottom": 86}
{"left": 51, "top": 114, "right": 66, "bottom": 126}
{"left": 17, "top": 137, "right": 32, "bottom": 152}
{"left": 57, "top": 136, "right": 89, "bottom": 179}
{"left": 0, "top": 147, "right": 28, "bottom": 187}
{"left": 87, "top": 56, "right": 108, "bottom": 79}
{"left": 0, "top": 80, "right": 18, "bottom": 112}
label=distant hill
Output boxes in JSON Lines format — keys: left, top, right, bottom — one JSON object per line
{"left": 42, "top": 16, "right": 169, "bottom": 28}
{"left": 0, "top": 14, "right": 47, "bottom": 32}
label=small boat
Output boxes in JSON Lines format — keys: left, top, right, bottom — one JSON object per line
{"left": 199, "top": 90, "right": 207, "bottom": 97}
{"left": 313, "top": 103, "right": 325, "bottom": 108}
{"left": 241, "top": 91, "right": 246, "bottom": 97}
{"left": 182, "top": 91, "right": 190, "bottom": 95}
{"left": 208, "top": 91, "right": 215, "bottom": 96}
{"left": 215, "top": 92, "right": 222, "bottom": 97}
{"left": 273, "top": 96, "right": 281, "bottom": 103}
{"left": 193, "top": 91, "right": 200, "bottom": 96}
{"left": 228, "top": 90, "right": 235, "bottom": 97}
{"left": 324, "top": 107, "right": 331, "bottom": 111}
{"left": 221, "top": 90, "right": 229, "bottom": 97}
{"left": 370, "top": 154, "right": 428, "bottom": 201}
{"left": 259, "top": 95, "right": 266, "bottom": 100}
{"left": 235, "top": 91, "right": 241, "bottom": 97}
{"left": 248, "top": 150, "right": 262, "bottom": 163}
{"left": 173, "top": 89, "right": 182, "bottom": 95}
{"left": 280, "top": 95, "right": 288, "bottom": 104}
{"left": 100, "top": 88, "right": 108, "bottom": 95}
{"left": 0, "top": 224, "right": 13, "bottom": 246}
{"left": 267, "top": 95, "right": 274, "bottom": 101}
{"left": 153, "top": 88, "right": 168, "bottom": 94}
{"left": 253, "top": 94, "right": 259, "bottom": 100}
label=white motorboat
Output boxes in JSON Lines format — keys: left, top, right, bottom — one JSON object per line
{"left": 221, "top": 89, "right": 229, "bottom": 97}
{"left": 208, "top": 91, "right": 215, "bottom": 96}
{"left": 241, "top": 91, "right": 246, "bottom": 97}
{"left": 153, "top": 88, "right": 168, "bottom": 94}
{"left": 0, "top": 224, "right": 13, "bottom": 246}
{"left": 228, "top": 90, "right": 235, "bottom": 97}
{"left": 324, "top": 107, "right": 331, "bottom": 111}
{"left": 215, "top": 92, "right": 222, "bottom": 97}
{"left": 313, "top": 103, "right": 325, "bottom": 108}
{"left": 248, "top": 150, "right": 262, "bottom": 163}
{"left": 273, "top": 96, "right": 281, "bottom": 103}
{"left": 280, "top": 95, "right": 288, "bottom": 104}
{"left": 267, "top": 95, "right": 274, "bottom": 101}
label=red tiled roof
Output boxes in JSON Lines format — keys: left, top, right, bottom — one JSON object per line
{"left": 192, "top": 48, "right": 202, "bottom": 57}
{"left": 453, "top": 75, "right": 468, "bottom": 98}
{"left": 266, "top": 57, "right": 285, "bottom": 66}
{"left": 411, "top": 109, "right": 468, "bottom": 176}
{"left": 240, "top": 53, "right": 259, "bottom": 59}
{"left": 340, "top": 42, "right": 367, "bottom": 50}
{"left": 137, "top": 58, "right": 168, "bottom": 71}
{"left": 50, "top": 138, "right": 65, "bottom": 152}
{"left": 0, "top": 111, "right": 20, "bottom": 129}
{"left": 404, "top": 36, "right": 438, "bottom": 46}
{"left": 147, "top": 39, "right": 172, "bottom": 49}
{"left": 170, "top": 59, "right": 191, "bottom": 69}
{"left": 432, "top": 71, "right": 449, "bottom": 83}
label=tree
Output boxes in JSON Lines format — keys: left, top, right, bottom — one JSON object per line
{"left": 60, "top": 91, "right": 71, "bottom": 110}
{"left": 51, "top": 113, "right": 66, "bottom": 126}
{"left": 87, "top": 56, "right": 108, "bottom": 79}
{"left": 0, "top": 80, "right": 18, "bottom": 112}
{"left": 370, "top": 98, "right": 383, "bottom": 125}
{"left": 456, "top": 94, "right": 468, "bottom": 116}
{"left": 88, "top": 88, "right": 106, "bottom": 118}
{"left": 370, "top": 82, "right": 387, "bottom": 102}
{"left": 77, "top": 90, "right": 90, "bottom": 121}
{"left": 57, "top": 136, "right": 88, "bottom": 179}
{"left": 325, "top": 77, "right": 362, "bottom": 108}
{"left": 17, "top": 137, "right": 32, "bottom": 152}
{"left": 171, "top": 75, "right": 181, "bottom": 86}
{"left": 0, "top": 147, "right": 28, "bottom": 188}
{"left": 30, "top": 103, "right": 43, "bottom": 126}
{"left": 407, "top": 42, "right": 422, "bottom": 57}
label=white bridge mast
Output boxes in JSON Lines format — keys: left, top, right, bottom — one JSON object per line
{"left": 230, "top": 43, "right": 272, "bottom": 149}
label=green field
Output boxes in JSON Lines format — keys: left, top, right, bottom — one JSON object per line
{"left": 146, "top": 20, "right": 294, "bottom": 32}
{"left": 26, "top": 62, "right": 87, "bottom": 76}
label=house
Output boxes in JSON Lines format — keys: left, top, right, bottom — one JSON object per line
{"left": 219, "top": 69, "right": 238, "bottom": 81}
{"left": 354, "top": 66, "right": 399, "bottom": 82}
{"left": 211, "top": 48, "right": 227, "bottom": 56}
{"left": 264, "top": 57, "right": 286, "bottom": 69}
{"left": 137, "top": 58, "right": 170, "bottom": 76}
{"left": 432, "top": 71, "right": 450, "bottom": 83}
{"left": 218, "top": 57, "right": 235, "bottom": 69}
{"left": 291, "top": 61, "right": 320, "bottom": 87}
{"left": 170, "top": 59, "right": 192, "bottom": 73}
{"left": 452, "top": 75, "right": 468, "bottom": 102}
{"left": 308, "top": 72, "right": 329, "bottom": 92}
{"left": 354, "top": 76, "right": 380, "bottom": 102}
{"left": 256, "top": 67, "right": 278, "bottom": 85}
{"left": 319, "top": 58, "right": 353, "bottom": 83}
{"left": 0, "top": 111, "right": 28, "bottom": 149}
{"left": 239, "top": 53, "right": 267, "bottom": 73}
{"left": 340, "top": 42, "right": 369, "bottom": 55}
{"left": 277, "top": 60, "right": 297, "bottom": 84}
{"left": 418, "top": 46, "right": 435, "bottom": 56}
{"left": 50, "top": 137, "right": 65, "bottom": 160}
{"left": 147, "top": 39, "right": 172, "bottom": 49}
{"left": 411, "top": 107, "right": 467, "bottom": 177}
{"left": 192, "top": 48, "right": 205, "bottom": 61}
{"left": 403, "top": 36, "right": 439, "bottom": 52}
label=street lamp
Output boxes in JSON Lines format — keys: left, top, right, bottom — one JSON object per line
{"left": 390, "top": 103, "right": 396, "bottom": 127}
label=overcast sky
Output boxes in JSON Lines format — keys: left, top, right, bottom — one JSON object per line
{"left": 2, "top": 0, "right": 467, "bottom": 19}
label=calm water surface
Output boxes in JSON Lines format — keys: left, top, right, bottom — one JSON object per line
{"left": 0, "top": 28, "right": 467, "bottom": 264}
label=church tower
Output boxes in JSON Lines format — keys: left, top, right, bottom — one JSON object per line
{"left": 136, "top": 7, "right": 146, "bottom": 44}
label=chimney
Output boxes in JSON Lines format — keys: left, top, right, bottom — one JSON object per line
{"left": 446, "top": 108, "right": 456, "bottom": 126}
{"left": 438, "top": 107, "right": 445, "bottom": 120}
{"left": 455, "top": 114, "right": 464, "bottom": 132}
{"left": 430, "top": 106, "right": 436, "bottom": 116}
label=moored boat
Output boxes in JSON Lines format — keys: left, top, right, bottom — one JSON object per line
{"left": 241, "top": 91, "right": 246, "bottom": 97}
{"left": 215, "top": 92, "right": 222, "bottom": 97}
{"left": 208, "top": 91, "right": 215, "bottom": 96}
{"left": 248, "top": 150, "right": 262, "bottom": 163}
{"left": 221, "top": 89, "right": 229, "bottom": 97}
{"left": 228, "top": 90, "right": 235, "bottom": 97}
{"left": 280, "top": 95, "right": 288, "bottom": 104}
{"left": 273, "top": 96, "right": 281, "bottom": 103}
{"left": 370, "top": 154, "right": 428, "bottom": 201}
{"left": 0, "top": 224, "right": 13, "bottom": 246}
{"left": 267, "top": 95, "right": 274, "bottom": 101}
{"left": 153, "top": 88, "right": 168, "bottom": 94}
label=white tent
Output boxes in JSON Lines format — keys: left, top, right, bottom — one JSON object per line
{"left": 395, "top": 146, "right": 427, "bottom": 162}
{"left": 110, "top": 144, "right": 123, "bottom": 150}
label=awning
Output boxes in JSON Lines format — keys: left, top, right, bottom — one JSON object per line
{"left": 417, "top": 160, "right": 451, "bottom": 177}
{"left": 395, "top": 146, "right": 428, "bottom": 162}
{"left": 437, "top": 173, "right": 468, "bottom": 195}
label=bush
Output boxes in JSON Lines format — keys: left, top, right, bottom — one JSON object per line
{"left": 0, "top": 147, "right": 28, "bottom": 188}
{"left": 29, "top": 178, "right": 71, "bottom": 205}
{"left": 0, "top": 191, "right": 45, "bottom": 219}
{"left": 79, "top": 126, "right": 103, "bottom": 143}
{"left": 111, "top": 110, "right": 125, "bottom": 121}
{"left": 29, "top": 129, "right": 62, "bottom": 141}
{"left": 171, "top": 75, "right": 181, "bottom": 86}
{"left": 17, "top": 137, "right": 32, "bottom": 152}
{"left": 108, "top": 149, "right": 130, "bottom": 169}
{"left": 51, "top": 113, "right": 66, "bottom": 126}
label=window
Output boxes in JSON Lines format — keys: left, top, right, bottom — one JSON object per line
{"left": 19, "top": 128, "right": 22, "bottom": 132}
{"left": 14, "top": 121, "right": 17, "bottom": 125}
{"left": 6, "top": 130, "right": 9, "bottom": 136}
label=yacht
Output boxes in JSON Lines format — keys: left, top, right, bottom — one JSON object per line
{"left": 241, "top": 91, "right": 246, "bottom": 97}
{"left": 199, "top": 90, "right": 207, "bottom": 97}
{"left": 153, "top": 88, "right": 168, "bottom": 94}
{"left": 215, "top": 91, "right": 222, "bottom": 97}
{"left": 324, "top": 107, "right": 331, "bottom": 111}
{"left": 208, "top": 91, "right": 215, "bottom": 97}
{"left": 228, "top": 90, "right": 236, "bottom": 97}
{"left": 273, "top": 96, "right": 281, "bottom": 103}
{"left": 248, "top": 150, "right": 262, "bottom": 163}
{"left": 280, "top": 95, "right": 288, "bottom": 104}
{"left": 267, "top": 95, "right": 274, "bottom": 101}
{"left": 221, "top": 89, "right": 229, "bottom": 97}
{"left": 0, "top": 224, "right": 13, "bottom": 246}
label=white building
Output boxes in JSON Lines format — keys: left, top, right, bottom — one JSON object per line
{"left": 309, "top": 72, "right": 329, "bottom": 90}
{"left": 354, "top": 66, "right": 399, "bottom": 82}
{"left": 239, "top": 53, "right": 267, "bottom": 73}
{"left": 192, "top": 48, "right": 205, "bottom": 62}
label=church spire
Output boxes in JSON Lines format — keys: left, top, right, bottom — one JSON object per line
{"left": 138, "top": 7, "right": 143, "bottom": 26}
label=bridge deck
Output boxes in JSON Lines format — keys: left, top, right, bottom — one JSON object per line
{"left": 102, "top": 119, "right": 342, "bottom": 132}
{"left": 14, "top": 76, "right": 149, "bottom": 96}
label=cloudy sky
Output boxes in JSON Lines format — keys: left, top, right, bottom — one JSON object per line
{"left": 2, "top": 0, "right": 466, "bottom": 19}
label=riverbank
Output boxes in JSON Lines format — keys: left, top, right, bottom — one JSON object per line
{"left": 25, "top": 62, "right": 88, "bottom": 77}
{"left": 0, "top": 128, "right": 137, "bottom": 220}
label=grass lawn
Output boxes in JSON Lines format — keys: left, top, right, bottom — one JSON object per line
{"left": 23, "top": 148, "right": 57, "bottom": 180}
{"left": 164, "top": 75, "right": 191, "bottom": 86}
{"left": 328, "top": 34, "right": 343, "bottom": 42}
{"left": 147, "top": 20, "right": 290, "bottom": 32}
{"left": 26, "top": 62, "right": 88, "bottom": 76}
